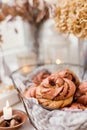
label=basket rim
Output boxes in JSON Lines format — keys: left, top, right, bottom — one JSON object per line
{"left": 11, "top": 62, "right": 87, "bottom": 77}
{"left": 11, "top": 62, "right": 87, "bottom": 112}
{"left": 10, "top": 63, "right": 87, "bottom": 130}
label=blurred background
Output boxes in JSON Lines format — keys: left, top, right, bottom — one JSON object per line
{"left": 0, "top": 0, "right": 87, "bottom": 108}
{"left": 0, "top": 0, "right": 81, "bottom": 72}
{"left": 0, "top": 18, "right": 80, "bottom": 69}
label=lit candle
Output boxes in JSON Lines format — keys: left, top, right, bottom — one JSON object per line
{"left": 3, "top": 100, "right": 12, "bottom": 120}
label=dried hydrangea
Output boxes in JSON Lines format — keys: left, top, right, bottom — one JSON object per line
{"left": 55, "top": 0, "right": 87, "bottom": 39}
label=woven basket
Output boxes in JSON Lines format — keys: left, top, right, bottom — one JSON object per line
{"left": 11, "top": 63, "right": 87, "bottom": 130}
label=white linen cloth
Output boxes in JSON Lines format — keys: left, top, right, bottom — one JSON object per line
{"left": 23, "top": 98, "right": 87, "bottom": 130}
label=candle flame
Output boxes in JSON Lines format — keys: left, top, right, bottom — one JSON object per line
{"left": 56, "top": 59, "right": 62, "bottom": 64}
{"left": 6, "top": 100, "right": 10, "bottom": 108}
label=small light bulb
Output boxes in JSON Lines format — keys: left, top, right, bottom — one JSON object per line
{"left": 21, "top": 66, "right": 30, "bottom": 74}
{"left": 56, "top": 59, "right": 62, "bottom": 64}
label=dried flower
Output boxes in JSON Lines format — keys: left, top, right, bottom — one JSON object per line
{"left": 54, "top": 0, "right": 87, "bottom": 39}
{"left": 0, "top": 0, "right": 49, "bottom": 24}
{"left": 28, "top": 0, "right": 49, "bottom": 24}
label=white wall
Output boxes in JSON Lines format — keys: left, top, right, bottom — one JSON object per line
{"left": 0, "top": 16, "right": 36, "bottom": 71}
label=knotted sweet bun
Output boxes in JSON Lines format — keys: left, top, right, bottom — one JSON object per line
{"left": 75, "top": 81, "right": 87, "bottom": 106}
{"left": 24, "top": 70, "right": 51, "bottom": 98}
{"left": 38, "top": 97, "right": 73, "bottom": 109}
{"left": 36, "top": 75, "right": 76, "bottom": 109}
{"left": 52, "top": 69, "right": 80, "bottom": 87}
{"left": 24, "top": 84, "right": 37, "bottom": 98}
{"left": 62, "top": 103, "right": 86, "bottom": 111}
{"left": 32, "top": 70, "right": 51, "bottom": 85}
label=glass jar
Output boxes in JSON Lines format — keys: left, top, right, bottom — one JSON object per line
{"left": 38, "top": 19, "right": 79, "bottom": 65}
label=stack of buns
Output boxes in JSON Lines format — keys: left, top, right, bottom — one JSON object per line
{"left": 24, "top": 69, "right": 87, "bottom": 110}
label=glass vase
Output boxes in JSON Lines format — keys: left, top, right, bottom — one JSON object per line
{"left": 39, "top": 19, "right": 79, "bottom": 65}
{"left": 78, "top": 39, "right": 87, "bottom": 66}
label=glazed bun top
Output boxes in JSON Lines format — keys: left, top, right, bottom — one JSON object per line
{"left": 32, "top": 70, "right": 51, "bottom": 85}
{"left": 36, "top": 74, "right": 76, "bottom": 100}
{"left": 52, "top": 69, "right": 80, "bottom": 87}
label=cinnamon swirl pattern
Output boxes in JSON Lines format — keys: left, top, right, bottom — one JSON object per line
{"left": 53, "top": 69, "right": 80, "bottom": 87}
{"left": 32, "top": 70, "right": 51, "bottom": 85}
{"left": 36, "top": 75, "right": 76, "bottom": 109}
